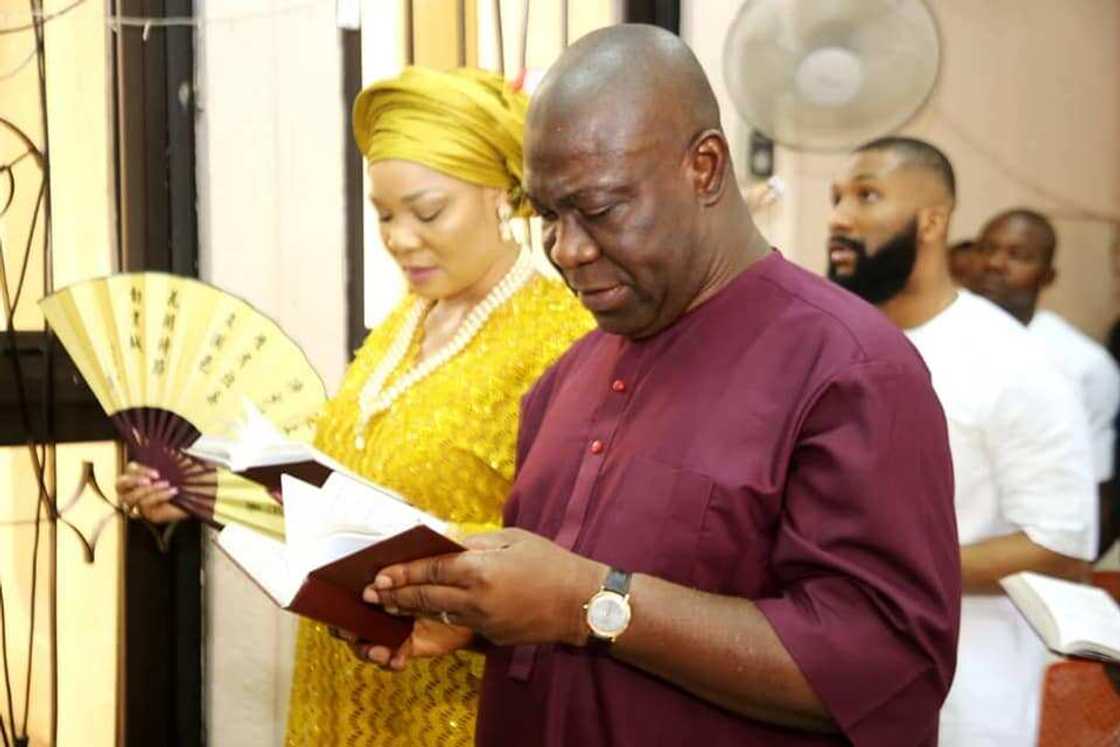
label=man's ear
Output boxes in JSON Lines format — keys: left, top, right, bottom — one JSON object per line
{"left": 1041, "top": 265, "right": 1057, "bottom": 290}
{"left": 918, "top": 205, "right": 951, "bottom": 244}
{"left": 688, "top": 130, "right": 731, "bottom": 207}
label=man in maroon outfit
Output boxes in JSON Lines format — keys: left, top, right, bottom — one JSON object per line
{"left": 364, "top": 24, "right": 961, "bottom": 746}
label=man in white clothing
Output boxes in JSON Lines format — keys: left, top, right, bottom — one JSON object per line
{"left": 826, "top": 136, "right": 1097, "bottom": 747}
{"left": 974, "top": 208, "right": 1120, "bottom": 555}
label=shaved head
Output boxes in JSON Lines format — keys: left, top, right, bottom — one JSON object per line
{"left": 973, "top": 208, "right": 1058, "bottom": 323}
{"left": 982, "top": 208, "right": 1057, "bottom": 265}
{"left": 529, "top": 24, "right": 721, "bottom": 155}
{"left": 828, "top": 137, "right": 958, "bottom": 306}
{"left": 522, "top": 24, "right": 767, "bottom": 340}
{"left": 856, "top": 136, "right": 957, "bottom": 204}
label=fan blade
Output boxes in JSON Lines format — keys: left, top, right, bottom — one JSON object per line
{"left": 723, "top": 0, "right": 940, "bottom": 151}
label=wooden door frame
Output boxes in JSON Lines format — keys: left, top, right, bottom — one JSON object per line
{"left": 113, "top": 1, "right": 203, "bottom": 744}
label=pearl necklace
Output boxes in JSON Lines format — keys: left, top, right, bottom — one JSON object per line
{"left": 353, "top": 250, "right": 536, "bottom": 449}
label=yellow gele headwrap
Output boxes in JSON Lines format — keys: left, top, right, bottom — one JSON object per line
{"left": 352, "top": 67, "right": 532, "bottom": 215}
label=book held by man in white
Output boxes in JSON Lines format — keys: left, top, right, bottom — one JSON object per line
{"left": 1000, "top": 571, "right": 1120, "bottom": 663}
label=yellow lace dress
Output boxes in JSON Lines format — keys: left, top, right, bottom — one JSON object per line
{"left": 284, "top": 274, "right": 592, "bottom": 746}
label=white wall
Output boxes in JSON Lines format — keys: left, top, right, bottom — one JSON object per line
{"left": 684, "top": 0, "right": 1120, "bottom": 340}
{"left": 195, "top": 1, "right": 349, "bottom": 743}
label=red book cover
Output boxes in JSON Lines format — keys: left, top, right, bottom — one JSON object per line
{"left": 218, "top": 524, "right": 464, "bottom": 647}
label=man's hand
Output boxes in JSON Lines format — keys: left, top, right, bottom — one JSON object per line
{"left": 367, "top": 531, "right": 838, "bottom": 732}
{"left": 333, "top": 618, "right": 474, "bottom": 671}
{"left": 961, "top": 531, "right": 1090, "bottom": 594}
{"left": 365, "top": 528, "right": 607, "bottom": 648}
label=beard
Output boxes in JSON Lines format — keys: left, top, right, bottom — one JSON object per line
{"left": 828, "top": 219, "right": 919, "bottom": 305}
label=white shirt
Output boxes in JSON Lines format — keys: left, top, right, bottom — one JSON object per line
{"left": 904, "top": 290, "right": 1097, "bottom": 747}
{"left": 1029, "top": 309, "right": 1120, "bottom": 481}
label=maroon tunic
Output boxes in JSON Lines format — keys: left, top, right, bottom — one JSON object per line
{"left": 477, "top": 252, "right": 960, "bottom": 746}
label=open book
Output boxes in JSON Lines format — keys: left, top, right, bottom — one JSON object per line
{"left": 1000, "top": 571, "right": 1120, "bottom": 663}
{"left": 216, "top": 472, "right": 463, "bottom": 646}
{"left": 185, "top": 399, "right": 353, "bottom": 496}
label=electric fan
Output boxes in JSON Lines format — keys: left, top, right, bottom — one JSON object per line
{"left": 723, "top": 0, "right": 941, "bottom": 152}
{"left": 39, "top": 273, "right": 327, "bottom": 538}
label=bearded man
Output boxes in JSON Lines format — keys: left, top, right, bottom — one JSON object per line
{"left": 828, "top": 136, "right": 1098, "bottom": 747}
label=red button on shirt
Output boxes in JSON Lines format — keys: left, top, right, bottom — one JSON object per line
{"left": 590, "top": 439, "right": 605, "bottom": 454}
{"left": 611, "top": 379, "right": 626, "bottom": 393}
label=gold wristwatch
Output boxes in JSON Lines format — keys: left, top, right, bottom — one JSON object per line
{"left": 584, "top": 567, "right": 632, "bottom": 644}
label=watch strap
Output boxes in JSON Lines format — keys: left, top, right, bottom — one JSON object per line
{"left": 603, "top": 567, "right": 631, "bottom": 596}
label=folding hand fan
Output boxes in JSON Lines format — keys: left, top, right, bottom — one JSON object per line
{"left": 39, "top": 272, "right": 328, "bottom": 538}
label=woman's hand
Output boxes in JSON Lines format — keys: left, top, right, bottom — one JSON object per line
{"left": 333, "top": 618, "right": 475, "bottom": 671}
{"left": 116, "top": 461, "right": 188, "bottom": 524}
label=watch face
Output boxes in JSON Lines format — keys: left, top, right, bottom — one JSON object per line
{"left": 587, "top": 592, "right": 631, "bottom": 638}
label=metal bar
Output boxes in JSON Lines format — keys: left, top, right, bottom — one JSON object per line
{"left": 405, "top": 0, "right": 415, "bottom": 65}
{"left": 493, "top": 0, "right": 504, "bottom": 75}
{"left": 518, "top": 0, "right": 529, "bottom": 72}
{"left": 457, "top": 0, "right": 466, "bottom": 66}
{"left": 561, "top": 0, "right": 568, "bottom": 48}
{"left": 343, "top": 30, "right": 366, "bottom": 354}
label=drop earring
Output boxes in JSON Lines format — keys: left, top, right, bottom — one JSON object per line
{"left": 497, "top": 201, "right": 514, "bottom": 243}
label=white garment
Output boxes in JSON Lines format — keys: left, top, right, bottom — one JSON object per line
{"left": 904, "top": 291, "right": 1097, "bottom": 747}
{"left": 1029, "top": 309, "right": 1120, "bottom": 481}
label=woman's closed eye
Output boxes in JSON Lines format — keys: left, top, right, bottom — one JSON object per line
{"left": 414, "top": 207, "right": 444, "bottom": 223}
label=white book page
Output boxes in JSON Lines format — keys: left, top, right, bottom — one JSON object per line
{"left": 183, "top": 435, "right": 237, "bottom": 465}
{"left": 1032, "top": 574, "right": 1120, "bottom": 655}
{"left": 1005, "top": 572, "right": 1120, "bottom": 657}
{"left": 304, "top": 532, "right": 384, "bottom": 571}
{"left": 279, "top": 472, "right": 448, "bottom": 575}
{"left": 281, "top": 474, "right": 358, "bottom": 577}
{"left": 279, "top": 473, "right": 442, "bottom": 576}
{"left": 186, "top": 432, "right": 313, "bottom": 471}
{"left": 320, "top": 472, "right": 448, "bottom": 538}
{"left": 185, "top": 401, "right": 425, "bottom": 498}
{"left": 214, "top": 405, "right": 400, "bottom": 489}
{"left": 231, "top": 442, "right": 318, "bottom": 470}
{"left": 216, "top": 524, "right": 304, "bottom": 607}
{"left": 186, "top": 398, "right": 308, "bottom": 469}
{"left": 221, "top": 473, "right": 449, "bottom": 610}
{"left": 239, "top": 396, "right": 287, "bottom": 442}
{"left": 218, "top": 475, "right": 392, "bottom": 610}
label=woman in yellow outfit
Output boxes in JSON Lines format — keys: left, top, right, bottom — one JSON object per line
{"left": 119, "top": 66, "right": 592, "bottom": 745}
